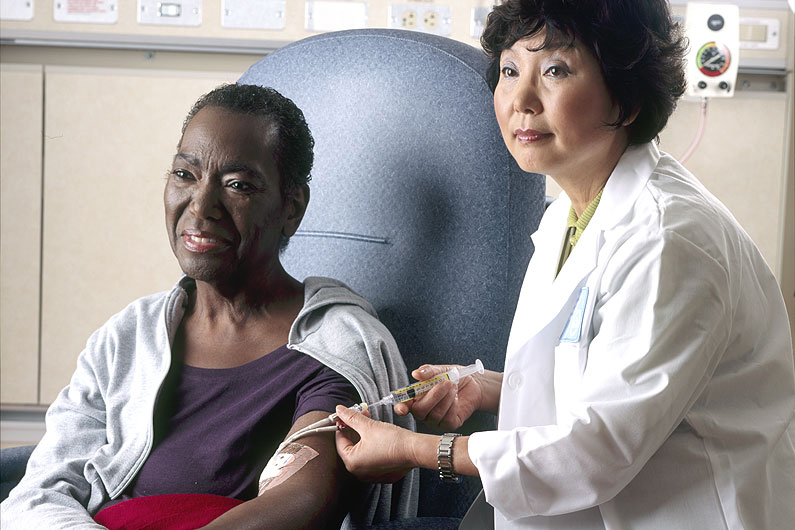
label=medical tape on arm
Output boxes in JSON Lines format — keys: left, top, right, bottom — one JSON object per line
{"left": 258, "top": 442, "right": 318, "bottom": 495}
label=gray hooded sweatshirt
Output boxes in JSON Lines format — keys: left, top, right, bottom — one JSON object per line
{"left": 0, "top": 276, "right": 418, "bottom": 529}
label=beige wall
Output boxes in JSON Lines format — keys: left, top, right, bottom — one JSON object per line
{"left": 0, "top": 65, "right": 43, "bottom": 404}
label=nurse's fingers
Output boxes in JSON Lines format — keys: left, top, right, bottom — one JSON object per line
{"left": 423, "top": 385, "right": 458, "bottom": 428}
{"left": 403, "top": 380, "right": 457, "bottom": 426}
{"left": 410, "top": 364, "right": 454, "bottom": 381}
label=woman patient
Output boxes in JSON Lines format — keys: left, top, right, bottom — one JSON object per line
{"left": 0, "top": 84, "right": 416, "bottom": 529}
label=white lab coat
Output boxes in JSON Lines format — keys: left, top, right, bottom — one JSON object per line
{"left": 468, "top": 142, "right": 795, "bottom": 530}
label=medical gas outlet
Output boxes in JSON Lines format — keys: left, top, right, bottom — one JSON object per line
{"left": 685, "top": 3, "right": 740, "bottom": 98}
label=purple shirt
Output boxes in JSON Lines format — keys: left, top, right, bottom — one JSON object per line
{"left": 108, "top": 345, "right": 359, "bottom": 505}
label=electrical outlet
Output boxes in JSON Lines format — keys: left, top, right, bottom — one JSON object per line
{"left": 388, "top": 4, "right": 451, "bottom": 35}
{"left": 402, "top": 10, "right": 417, "bottom": 29}
{"left": 423, "top": 10, "right": 438, "bottom": 30}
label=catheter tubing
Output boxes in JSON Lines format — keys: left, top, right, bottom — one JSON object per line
{"left": 680, "top": 97, "right": 709, "bottom": 163}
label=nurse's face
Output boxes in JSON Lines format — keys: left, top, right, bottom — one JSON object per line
{"left": 493, "top": 31, "right": 629, "bottom": 182}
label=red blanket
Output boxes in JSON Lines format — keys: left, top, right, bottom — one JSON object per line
{"left": 94, "top": 494, "right": 243, "bottom": 530}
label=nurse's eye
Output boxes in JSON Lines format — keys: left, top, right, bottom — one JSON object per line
{"left": 544, "top": 65, "right": 569, "bottom": 78}
{"left": 500, "top": 65, "right": 518, "bottom": 78}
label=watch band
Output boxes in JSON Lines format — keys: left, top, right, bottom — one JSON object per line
{"left": 437, "top": 433, "right": 462, "bottom": 483}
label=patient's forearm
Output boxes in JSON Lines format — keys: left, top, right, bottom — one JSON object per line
{"left": 200, "top": 411, "right": 353, "bottom": 530}
{"left": 199, "top": 483, "right": 342, "bottom": 530}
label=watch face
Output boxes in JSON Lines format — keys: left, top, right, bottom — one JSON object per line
{"left": 696, "top": 41, "right": 731, "bottom": 77}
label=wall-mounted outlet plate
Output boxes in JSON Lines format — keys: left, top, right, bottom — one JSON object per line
{"left": 389, "top": 4, "right": 452, "bottom": 36}
{"left": 306, "top": 1, "right": 368, "bottom": 32}
{"left": 54, "top": 0, "right": 118, "bottom": 24}
{"left": 739, "top": 17, "right": 780, "bottom": 50}
{"left": 138, "top": 1, "right": 202, "bottom": 27}
{"left": 222, "top": 0, "right": 286, "bottom": 30}
{"left": 1, "top": 0, "right": 34, "bottom": 21}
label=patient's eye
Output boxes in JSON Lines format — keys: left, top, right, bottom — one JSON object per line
{"left": 171, "top": 169, "right": 194, "bottom": 180}
{"left": 228, "top": 180, "right": 257, "bottom": 193}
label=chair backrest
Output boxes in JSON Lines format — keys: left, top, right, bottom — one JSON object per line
{"left": 239, "top": 28, "right": 545, "bottom": 519}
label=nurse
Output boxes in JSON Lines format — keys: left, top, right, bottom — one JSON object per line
{"left": 334, "top": 0, "right": 795, "bottom": 528}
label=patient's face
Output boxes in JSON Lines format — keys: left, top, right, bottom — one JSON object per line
{"left": 164, "top": 106, "right": 293, "bottom": 283}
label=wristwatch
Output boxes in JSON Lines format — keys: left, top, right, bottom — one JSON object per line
{"left": 437, "top": 433, "right": 462, "bottom": 483}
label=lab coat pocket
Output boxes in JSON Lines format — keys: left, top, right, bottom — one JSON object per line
{"left": 553, "top": 343, "right": 588, "bottom": 401}
{"left": 553, "top": 286, "right": 592, "bottom": 399}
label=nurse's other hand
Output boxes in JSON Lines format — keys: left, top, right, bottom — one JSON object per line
{"left": 393, "top": 364, "right": 484, "bottom": 432}
{"left": 334, "top": 405, "right": 416, "bottom": 483}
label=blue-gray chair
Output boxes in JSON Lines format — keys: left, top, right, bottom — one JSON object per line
{"left": 0, "top": 444, "right": 35, "bottom": 502}
{"left": 239, "top": 28, "right": 546, "bottom": 528}
{"left": 0, "top": 28, "right": 545, "bottom": 528}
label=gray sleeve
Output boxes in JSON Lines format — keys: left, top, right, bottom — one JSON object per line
{"left": 1, "top": 329, "right": 112, "bottom": 530}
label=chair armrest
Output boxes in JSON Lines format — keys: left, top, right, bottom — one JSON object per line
{"left": 0, "top": 444, "right": 35, "bottom": 501}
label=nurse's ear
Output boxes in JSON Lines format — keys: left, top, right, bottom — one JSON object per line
{"left": 622, "top": 107, "right": 640, "bottom": 127}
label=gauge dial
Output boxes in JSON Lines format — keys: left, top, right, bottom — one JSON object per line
{"left": 696, "top": 42, "right": 731, "bottom": 77}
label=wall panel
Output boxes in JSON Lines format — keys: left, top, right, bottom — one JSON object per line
{"left": 0, "top": 64, "right": 43, "bottom": 404}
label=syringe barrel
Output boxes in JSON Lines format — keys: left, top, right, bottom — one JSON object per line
{"left": 389, "top": 373, "right": 451, "bottom": 403}
{"left": 381, "top": 360, "right": 484, "bottom": 404}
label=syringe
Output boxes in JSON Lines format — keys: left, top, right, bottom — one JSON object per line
{"left": 276, "top": 360, "right": 485, "bottom": 449}
{"left": 367, "top": 359, "right": 485, "bottom": 409}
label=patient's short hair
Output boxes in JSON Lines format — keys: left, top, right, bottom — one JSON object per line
{"left": 481, "top": 0, "right": 687, "bottom": 145}
{"left": 182, "top": 84, "right": 314, "bottom": 197}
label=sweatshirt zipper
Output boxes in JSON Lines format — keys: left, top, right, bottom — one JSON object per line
{"left": 109, "top": 289, "right": 180, "bottom": 498}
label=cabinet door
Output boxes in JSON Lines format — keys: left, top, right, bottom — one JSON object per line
{"left": 1, "top": 64, "right": 43, "bottom": 405}
{"left": 40, "top": 67, "right": 236, "bottom": 403}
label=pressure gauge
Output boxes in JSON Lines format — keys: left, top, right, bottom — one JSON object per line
{"left": 696, "top": 42, "right": 731, "bottom": 77}
{"left": 685, "top": 4, "right": 739, "bottom": 98}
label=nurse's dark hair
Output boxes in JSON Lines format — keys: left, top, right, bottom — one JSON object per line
{"left": 481, "top": 0, "right": 688, "bottom": 145}
{"left": 181, "top": 83, "right": 314, "bottom": 198}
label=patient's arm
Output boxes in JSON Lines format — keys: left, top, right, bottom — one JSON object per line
{"left": 199, "top": 410, "right": 356, "bottom": 530}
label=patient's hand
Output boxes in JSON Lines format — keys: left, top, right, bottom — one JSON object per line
{"left": 394, "top": 364, "right": 501, "bottom": 431}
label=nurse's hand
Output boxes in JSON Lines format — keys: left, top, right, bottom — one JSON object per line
{"left": 394, "top": 365, "right": 503, "bottom": 432}
{"left": 334, "top": 405, "right": 423, "bottom": 483}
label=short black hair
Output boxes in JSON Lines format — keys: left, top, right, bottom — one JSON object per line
{"left": 182, "top": 83, "right": 314, "bottom": 197}
{"left": 481, "top": 0, "right": 687, "bottom": 145}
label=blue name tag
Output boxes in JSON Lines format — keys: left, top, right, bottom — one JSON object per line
{"left": 559, "top": 287, "right": 589, "bottom": 343}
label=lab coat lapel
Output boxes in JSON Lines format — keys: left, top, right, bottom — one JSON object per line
{"left": 547, "top": 144, "right": 659, "bottom": 311}
{"left": 508, "top": 143, "right": 659, "bottom": 357}
{"left": 538, "top": 229, "right": 599, "bottom": 337}
{"left": 508, "top": 199, "right": 598, "bottom": 355}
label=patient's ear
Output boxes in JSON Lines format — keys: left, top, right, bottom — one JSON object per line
{"left": 282, "top": 184, "right": 309, "bottom": 238}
